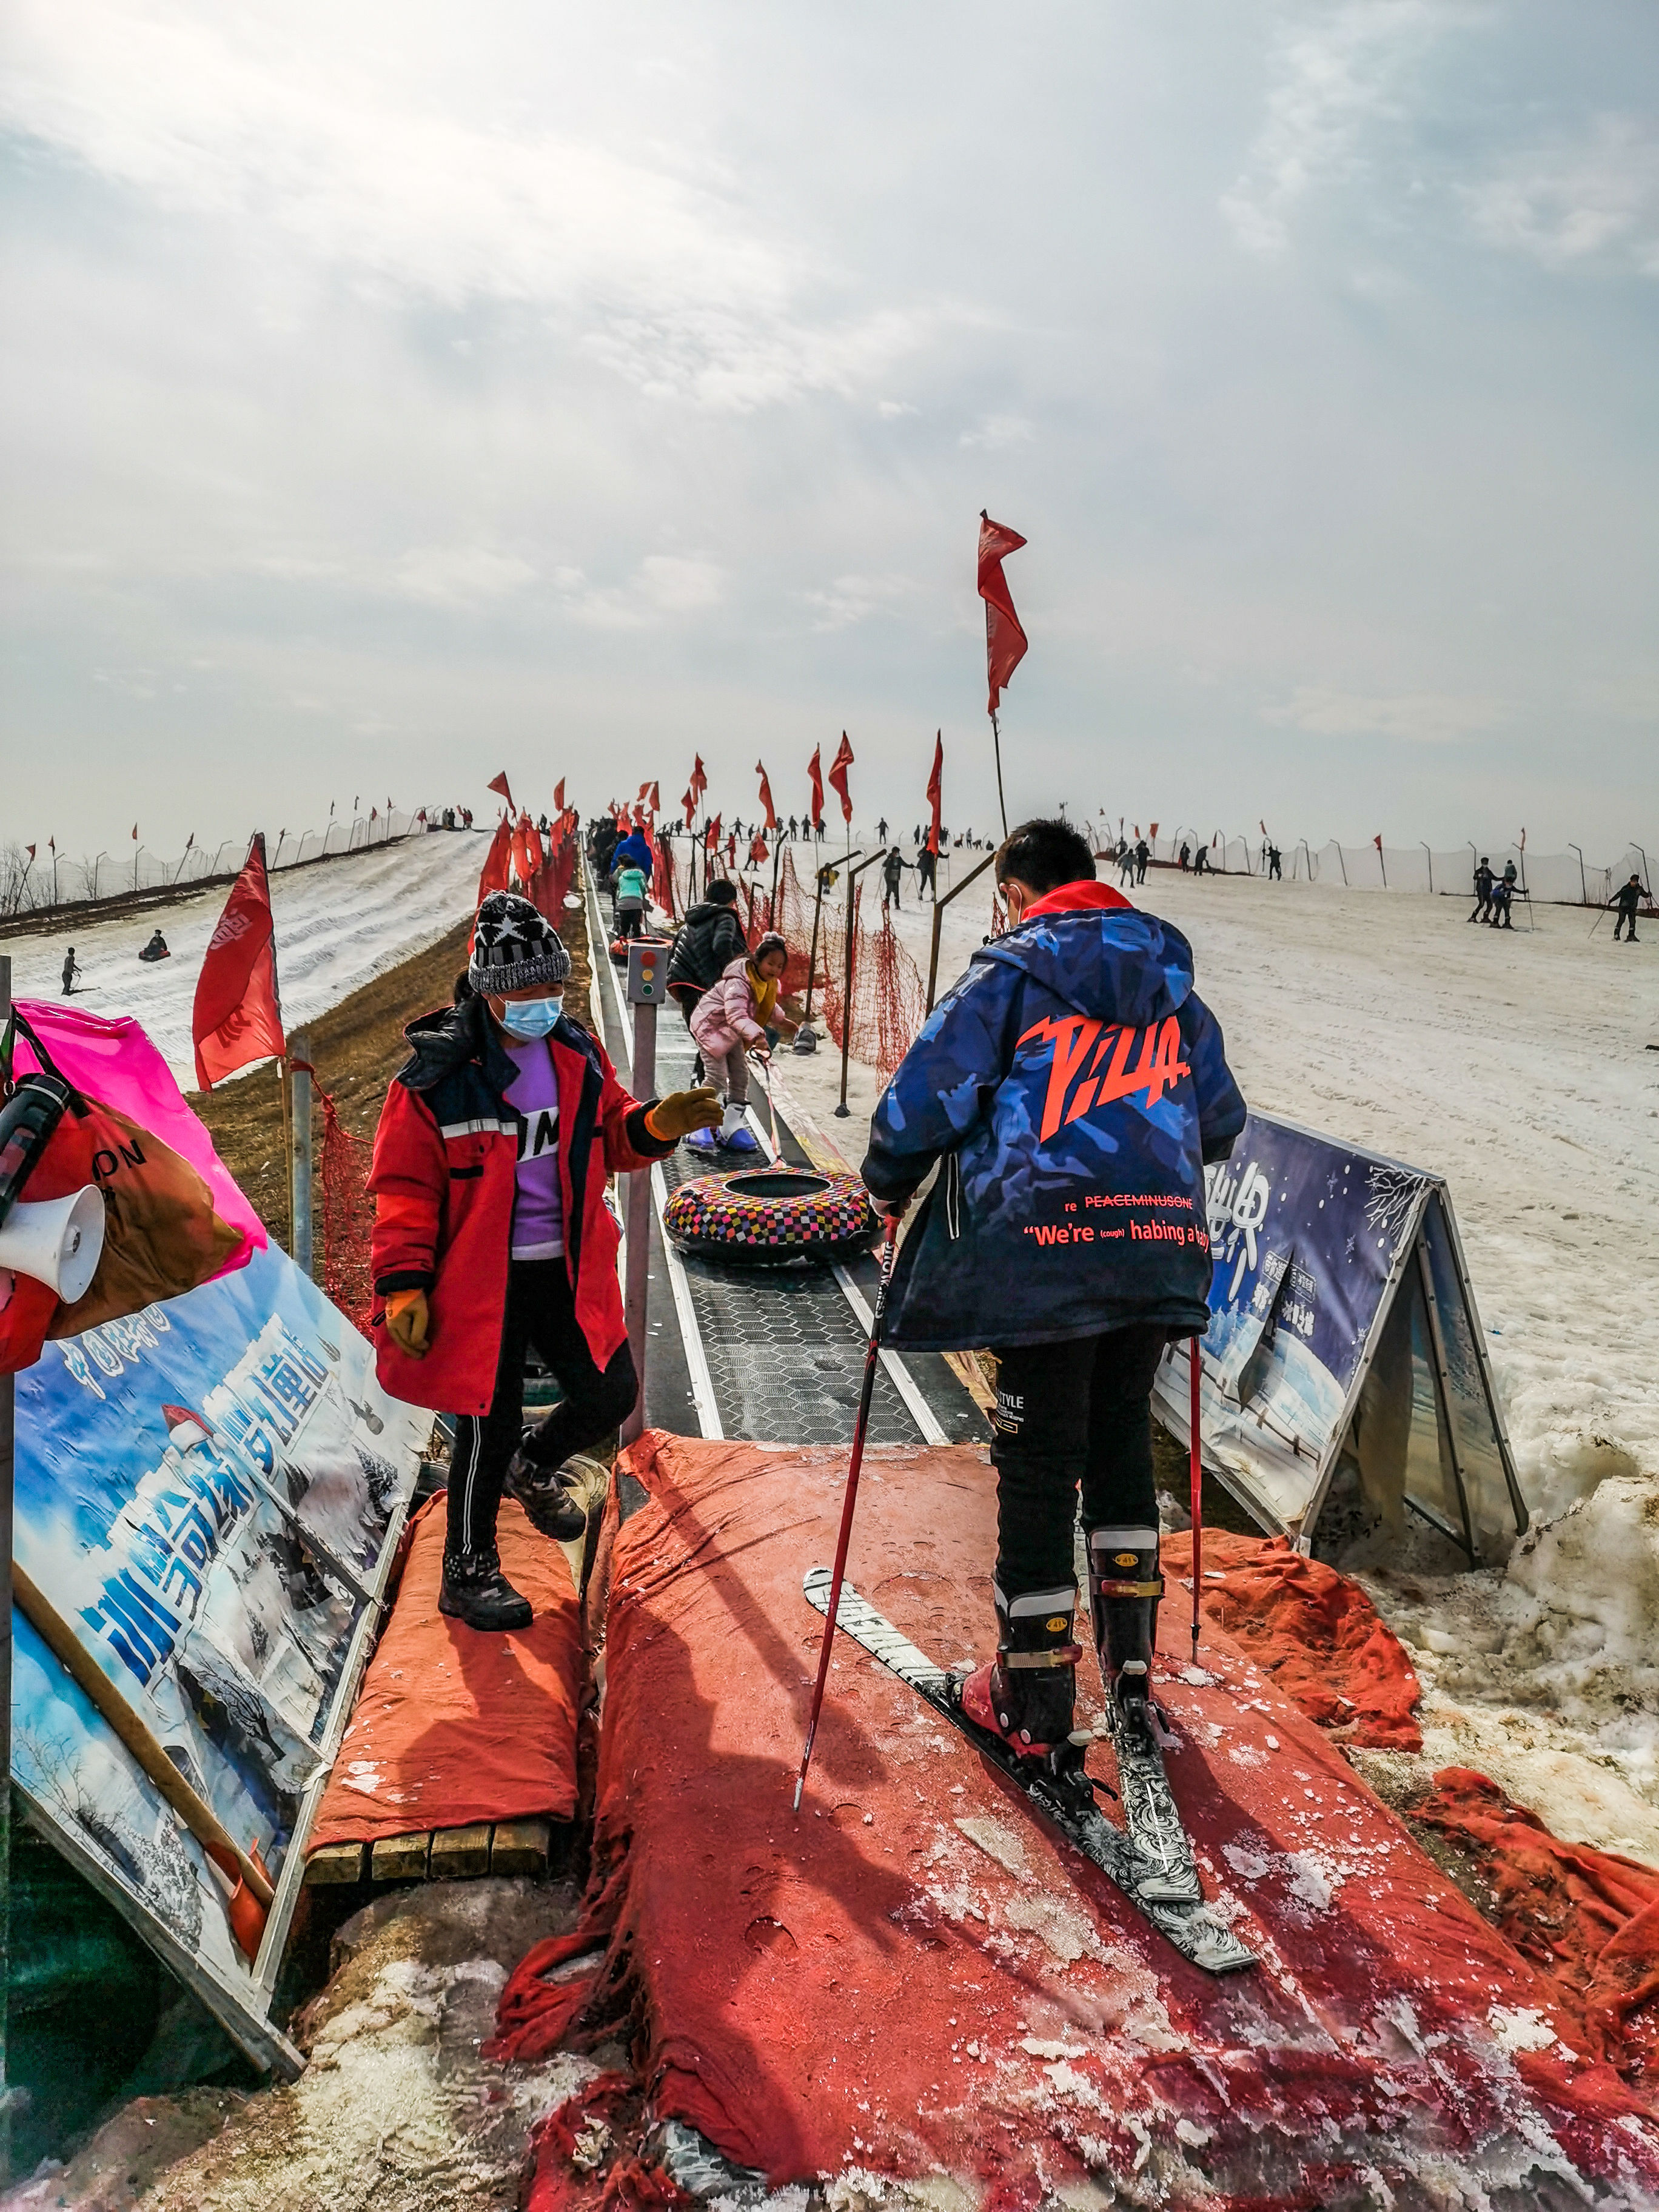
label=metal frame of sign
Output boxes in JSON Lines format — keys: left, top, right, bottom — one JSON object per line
{"left": 1159, "top": 1114, "right": 1525, "bottom": 1564}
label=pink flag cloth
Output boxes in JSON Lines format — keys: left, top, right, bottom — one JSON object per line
{"left": 12, "top": 1000, "right": 265, "bottom": 1274}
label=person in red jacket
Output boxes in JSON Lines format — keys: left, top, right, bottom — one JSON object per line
{"left": 369, "top": 891, "right": 720, "bottom": 1630}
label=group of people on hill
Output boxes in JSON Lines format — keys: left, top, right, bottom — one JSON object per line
{"left": 1469, "top": 856, "right": 1521, "bottom": 928}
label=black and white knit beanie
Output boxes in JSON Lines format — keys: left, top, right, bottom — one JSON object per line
{"left": 469, "top": 891, "right": 572, "bottom": 993}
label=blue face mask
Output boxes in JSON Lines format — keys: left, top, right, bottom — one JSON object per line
{"left": 496, "top": 994, "right": 565, "bottom": 1039}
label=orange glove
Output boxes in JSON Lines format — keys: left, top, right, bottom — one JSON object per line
{"left": 384, "top": 1287, "right": 431, "bottom": 1358}
{"left": 645, "top": 1088, "right": 723, "bottom": 1141}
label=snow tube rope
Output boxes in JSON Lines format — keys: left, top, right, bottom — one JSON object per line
{"left": 663, "top": 1168, "right": 877, "bottom": 1264}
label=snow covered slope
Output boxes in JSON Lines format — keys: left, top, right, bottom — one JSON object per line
{"left": 2, "top": 831, "right": 484, "bottom": 1090}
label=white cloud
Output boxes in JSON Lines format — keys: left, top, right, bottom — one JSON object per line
{"left": 1265, "top": 685, "right": 1506, "bottom": 744}
{"left": 391, "top": 545, "right": 537, "bottom": 605}
{"left": 876, "top": 398, "right": 916, "bottom": 419}
{"left": 558, "top": 554, "right": 726, "bottom": 629}
{"left": 1220, "top": 1, "right": 1439, "bottom": 256}
{"left": 960, "top": 414, "right": 1033, "bottom": 449}
{"left": 1463, "top": 116, "right": 1659, "bottom": 276}
{"left": 796, "top": 573, "right": 913, "bottom": 631}
{"left": 0, "top": 1, "right": 933, "bottom": 411}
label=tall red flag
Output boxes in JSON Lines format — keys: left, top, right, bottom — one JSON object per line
{"left": 647, "top": 781, "right": 661, "bottom": 815}
{"left": 807, "top": 745, "right": 825, "bottom": 832}
{"left": 749, "top": 832, "right": 769, "bottom": 866}
{"left": 682, "top": 786, "right": 696, "bottom": 826}
{"left": 925, "top": 731, "right": 943, "bottom": 856}
{"left": 828, "top": 733, "right": 854, "bottom": 827}
{"left": 706, "top": 813, "right": 722, "bottom": 857}
{"left": 977, "top": 513, "right": 1028, "bottom": 714}
{"left": 488, "top": 770, "right": 514, "bottom": 809}
{"left": 691, "top": 754, "right": 708, "bottom": 802}
{"left": 193, "top": 834, "right": 285, "bottom": 1090}
{"left": 477, "top": 816, "right": 513, "bottom": 905}
{"left": 554, "top": 777, "right": 566, "bottom": 811}
{"left": 756, "top": 760, "right": 778, "bottom": 830}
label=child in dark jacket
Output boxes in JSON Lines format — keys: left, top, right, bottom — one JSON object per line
{"left": 862, "top": 820, "right": 1245, "bottom": 1763}
{"left": 369, "top": 892, "right": 720, "bottom": 1629}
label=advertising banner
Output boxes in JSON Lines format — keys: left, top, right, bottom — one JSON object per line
{"left": 1153, "top": 1113, "right": 1524, "bottom": 1563}
{"left": 10, "top": 1239, "right": 426, "bottom": 2073}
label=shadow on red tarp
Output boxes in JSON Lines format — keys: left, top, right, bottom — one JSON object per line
{"left": 1162, "top": 1528, "right": 1424, "bottom": 1750}
{"left": 308, "top": 1495, "right": 583, "bottom": 1851}
{"left": 1415, "top": 1767, "right": 1659, "bottom": 2086}
{"left": 488, "top": 1433, "right": 1659, "bottom": 2208}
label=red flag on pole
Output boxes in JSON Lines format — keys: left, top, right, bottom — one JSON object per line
{"left": 925, "top": 732, "right": 943, "bottom": 856}
{"left": 756, "top": 761, "right": 778, "bottom": 830}
{"left": 807, "top": 745, "right": 825, "bottom": 833}
{"left": 749, "top": 833, "right": 769, "bottom": 866}
{"left": 706, "top": 813, "right": 722, "bottom": 857}
{"left": 1373, "top": 834, "right": 1383, "bottom": 854}
{"left": 647, "top": 781, "right": 661, "bottom": 815}
{"left": 977, "top": 513, "right": 1028, "bottom": 715}
{"left": 477, "top": 816, "right": 513, "bottom": 905}
{"left": 1149, "top": 822, "right": 1159, "bottom": 839}
{"left": 682, "top": 787, "right": 696, "bottom": 826}
{"left": 488, "top": 770, "right": 514, "bottom": 809}
{"left": 554, "top": 777, "right": 566, "bottom": 811}
{"left": 193, "top": 834, "right": 285, "bottom": 1090}
{"left": 691, "top": 754, "right": 708, "bottom": 802}
{"left": 828, "top": 733, "right": 854, "bottom": 828}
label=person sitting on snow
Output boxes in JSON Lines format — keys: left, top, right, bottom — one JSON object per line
{"left": 860, "top": 818, "right": 1245, "bottom": 1766}
{"left": 688, "top": 930, "right": 789, "bottom": 1156}
{"left": 138, "top": 928, "right": 170, "bottom": 962}
{"left": 369, "top": 891, "right": 721, "bottom": 1631}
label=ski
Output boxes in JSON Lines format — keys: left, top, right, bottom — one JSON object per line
{"left": 802, "top": 1566, "right": 1256, "bottom": 1977}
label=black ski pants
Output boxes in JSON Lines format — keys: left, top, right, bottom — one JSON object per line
{"left": 988, "top": 1324, "right": 1168, "bottom": 1600}
{"left": 447, "top": 1259, "right": 636, "bottom": 1557}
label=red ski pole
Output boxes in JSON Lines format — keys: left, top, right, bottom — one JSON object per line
{"left": 1188, "top": 1334, "right": 1204, "bottom": 1661}
{"left": 794, "top": 1216, "right": 901, "bottom": 1811}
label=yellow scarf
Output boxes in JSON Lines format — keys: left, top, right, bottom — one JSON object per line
{"left": 746, "top": 965, "right": 779, "bottom": 1030}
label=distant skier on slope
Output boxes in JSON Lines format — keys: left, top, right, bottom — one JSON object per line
{"left": 368, "top": 891, "right": 721, "bottom": 1630}
{"left": 1469, "top": 857, "right": 1494, "bottom": 924}
{"left": 61, "top": 948, "right": 80, "bottom": 996}
{"left": 881, "top": 846, "right": 913, "bottom": 910}
{"left": 1610, "top": 873, "right": 1643, "bottom": 943}
{"left": 860, "top": 817, "right": 1245, "bottom": 1763}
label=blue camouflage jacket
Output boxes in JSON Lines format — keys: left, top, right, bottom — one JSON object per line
{"left": 861, "top": 886, "right": 1245, "bottom": 1351}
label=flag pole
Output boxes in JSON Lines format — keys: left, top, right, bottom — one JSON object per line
{"left": 990, "top": 708, "right": 1008, "bottom": 839}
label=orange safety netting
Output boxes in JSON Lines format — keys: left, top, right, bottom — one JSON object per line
{"left": 817, "top": 880, "right": 927, "bottom": 1079}
{"left": 317, "top": 1085, "right": 375, "bottom": 1335}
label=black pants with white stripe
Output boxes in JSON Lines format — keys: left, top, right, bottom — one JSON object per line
{"left": 446, "top": 1258, "right": 637, "bottom": 1558}
{"left": 987, "top": 1324, "right": 1168, "bottom": 1598}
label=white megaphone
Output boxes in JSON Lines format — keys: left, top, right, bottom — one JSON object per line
{"left": 0, "top": 1187, "right": 106, "bottom": 1304}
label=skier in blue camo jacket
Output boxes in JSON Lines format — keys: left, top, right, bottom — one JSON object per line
{"left": 860, "top": 818, "right": 1246, "bottom": 1766}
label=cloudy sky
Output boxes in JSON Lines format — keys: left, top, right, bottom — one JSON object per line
{"left": 3, "top": 1, "right": 1656, "bottom": 862}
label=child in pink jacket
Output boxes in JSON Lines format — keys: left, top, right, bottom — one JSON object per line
{"left": 688, "top": 931, "right": 788, "bottom": 1155}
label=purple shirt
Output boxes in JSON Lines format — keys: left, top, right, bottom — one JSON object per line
{"left": 503, "top": 1038, "right": 565, "bottom": 1259}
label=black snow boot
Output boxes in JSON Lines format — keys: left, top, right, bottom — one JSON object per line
{"left": 439, "top": 1546, "right": 534, "bottom": 1632}
{"left": 1087, "top": 1526, "right": 1165, "bottom": 1738}
{"left": 960, "top": 1584, "right": 1081, "bottom": 1759}
{"left": 503, "top": 1439, "right": 588, "bottom": 1541}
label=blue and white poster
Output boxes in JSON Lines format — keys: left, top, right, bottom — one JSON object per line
{"left": 10, "top": 1239, "right": 426, "bottom": 2070}
{"left": 1153, "top": 1111, "right": 1521, "bottom": 1555}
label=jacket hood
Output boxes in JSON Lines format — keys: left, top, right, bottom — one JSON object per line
{"left": 974, "top": 907, "right": 1196, "bottom": 1027}
{"left": 682, "top": 899, "right": 737, "bottom": 925}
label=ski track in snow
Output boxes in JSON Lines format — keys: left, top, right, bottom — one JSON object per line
{"left": 2, "top": 831, "right": 485, "bottom": 1090}
{"left": 781, "top": 862, "right": 1659, "bottom": 1856}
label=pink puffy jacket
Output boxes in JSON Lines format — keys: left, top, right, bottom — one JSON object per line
{"left": 689, "top": 957, "right": 766, "bottom": 1060}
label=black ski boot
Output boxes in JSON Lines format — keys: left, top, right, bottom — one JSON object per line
{"left": 503, "top": 1438, "right": 588, "bottom": 1541}
{"left": 959, "top": 1584, "right": 1081, "bottom": 1761}
{"left": 439, "top": 1546, "right": 534, "bottom": 1632}
{"left": 1087, "top": 1525, "right": 1165, "bottom": 1740}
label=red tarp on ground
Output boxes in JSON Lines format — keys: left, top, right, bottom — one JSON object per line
{"left": 1166, "top": 1527, "right": 1424, "bottom": 1749}
{"left": 1416, "top": 1767, "right": 1659, "bottom": 2079}
{"left": 491, "top": 1434, "right": 1659, "bottom": 2208}
{"left": 309, "top": 1497, "right": 582, "bottom": 1849}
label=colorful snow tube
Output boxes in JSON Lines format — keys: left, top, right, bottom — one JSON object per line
{"left": 663, "top": 1169, "right": 877, "bottom": 1265}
